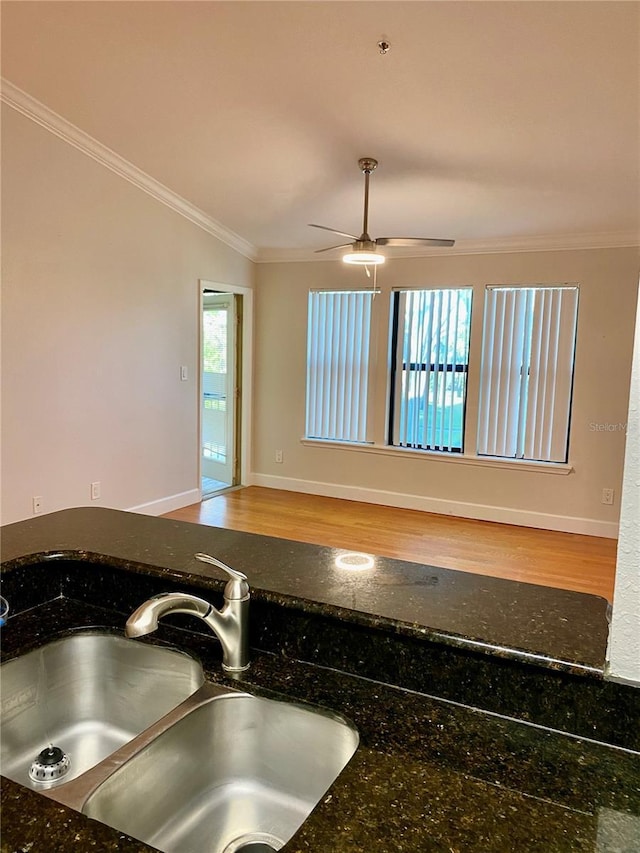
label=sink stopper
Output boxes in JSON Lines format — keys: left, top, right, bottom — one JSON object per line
{"left": 29, "top": 745, "right": 71, "bottom": 783}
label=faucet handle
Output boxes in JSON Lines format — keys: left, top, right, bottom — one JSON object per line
{"left": 194, "top": 554, "right": 250, "bottom": 600}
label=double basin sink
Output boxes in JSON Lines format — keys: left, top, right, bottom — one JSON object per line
{"left": 1, "top": 632, "right": 359, "bottom": 853}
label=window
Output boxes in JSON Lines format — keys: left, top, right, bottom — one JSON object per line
{"left": 305, "top": 290, "right": 374, "bottom": 443}
{"left": 389, "top": 288, "right": 473, "bottom": 452}
{"left": 477, "top": 286, "right": 578, "bottom": 463}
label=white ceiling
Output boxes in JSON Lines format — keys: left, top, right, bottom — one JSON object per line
{"left": 2, "top": 1, "right": 639, "bottom": 260}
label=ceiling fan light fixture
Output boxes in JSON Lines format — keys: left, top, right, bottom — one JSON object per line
{"left": 342, "top": 250, "right": 385, "bottom": 265}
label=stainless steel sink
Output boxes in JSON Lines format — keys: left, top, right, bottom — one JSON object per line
{"left": 2, "top": 632, "right": 358, "bottom": 852}
{"left": 83, "top": 692, "right": 359, "bottom": 853}
{"left": 0, "top": 632, "right": 204, "bottom": 789}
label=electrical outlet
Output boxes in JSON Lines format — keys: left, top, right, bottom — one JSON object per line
{"left": 275, "top": 449, "right": 284, "bottom": 464}
{"left": 601, "top": 488, "right": 614, "bottom": 506}
{"left": 91, "top": 481, "right": 101, "bottom": 501}
{"left": 32, "top": 496, "right": 42, "bottom": 514}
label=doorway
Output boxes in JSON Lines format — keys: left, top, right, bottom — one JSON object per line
{"left": 201, "top": 291, "right": 240, "bottom": 497}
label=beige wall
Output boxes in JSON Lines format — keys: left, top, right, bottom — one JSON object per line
{"left": 1, "top": 106, "right": 254, "bottom": 524}
{"left": 253, "top": 247, "right": 639, "bottom": 535}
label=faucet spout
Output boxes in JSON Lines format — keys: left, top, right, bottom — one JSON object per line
{"left": 125, "top": 593, "right": 212, "bottom": 638}
{"left": 125, "top": 558, "right": 250, "bottom": 672}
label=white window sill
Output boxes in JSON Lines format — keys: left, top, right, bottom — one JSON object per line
{"left": 300, "top": 438, "right": 573, "bottom": 475}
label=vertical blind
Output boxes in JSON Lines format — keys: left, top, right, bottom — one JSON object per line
{"left": 306, "top": 290, "right": 373, "bottom": 443}
{"left": 477, "top": 286, "right": 579, "bottom": 462}
{"left": 391, "top": 288, "right": 473, "bottom": 452}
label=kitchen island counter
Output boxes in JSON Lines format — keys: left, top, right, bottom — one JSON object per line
{"left": 1, "top": 508, "right": 638, "bottom": 852}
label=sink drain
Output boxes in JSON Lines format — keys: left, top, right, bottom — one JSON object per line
{"left": 222, "top": 833, "right": 283, "bottom": 853}
{"left": 29, "top": 745, "right": 71, "bottom": 783}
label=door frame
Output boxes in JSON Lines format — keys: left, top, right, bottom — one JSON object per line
{"left": 198, "top": 279, "right": 253, "bottom": 494}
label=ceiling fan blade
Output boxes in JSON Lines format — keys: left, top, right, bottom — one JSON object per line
{"left": 309, "top": 223, "right": 359, "bottom": 241}
{"left": 376, "top": 237, "right": 456, "bottom": 248}
{"left": 314, "top": 243, "right": 353, "bottom": 254}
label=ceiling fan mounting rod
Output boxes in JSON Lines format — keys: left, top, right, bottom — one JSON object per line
{"left": 358, "top": 157, "right": 377, "bottom": 240}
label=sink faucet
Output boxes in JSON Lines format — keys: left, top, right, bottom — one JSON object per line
{"left": 125, "top": 554, "right": 250, "bottom": 672}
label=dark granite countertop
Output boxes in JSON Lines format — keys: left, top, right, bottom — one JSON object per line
{"left": 0, "top": 506, "right": 611, "bottom": 672}
{"left": 2, "top": 599, "right": 639, "bottom": 853}
{"left": 1, "top": 507, "right": 638, "bottom": 853}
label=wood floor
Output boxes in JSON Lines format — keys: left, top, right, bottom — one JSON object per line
{"left": 164, "top": 486, "right": 618, "bottom": 601}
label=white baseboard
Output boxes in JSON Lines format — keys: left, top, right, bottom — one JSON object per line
{"left": 250, "top": 474, "right": 619, "bottom": 539}
{"left": 127, "top": 488, "right": 202, "bottom": 517}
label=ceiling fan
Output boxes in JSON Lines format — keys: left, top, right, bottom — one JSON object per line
{"left": 309, "top": 158, "right": 455, "bottom": 266}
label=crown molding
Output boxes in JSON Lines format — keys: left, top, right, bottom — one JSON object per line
{"left": 3, "top": 79, "right": 637, "bottom": 266}
{"left": 1, "top": 78, "right": 257, "bottom": 260}
{"left": 255, "top": 231, "right": 640, "bottom": 263}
